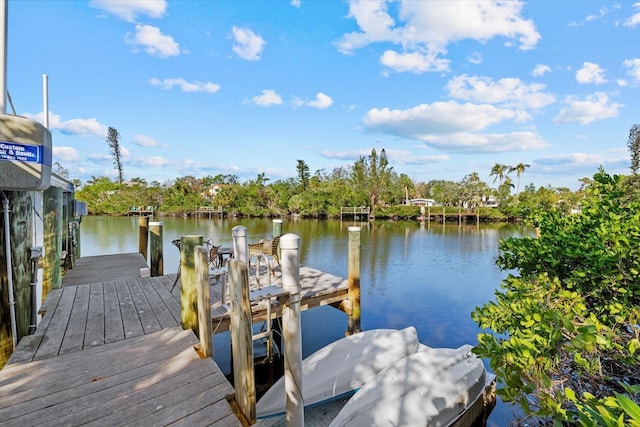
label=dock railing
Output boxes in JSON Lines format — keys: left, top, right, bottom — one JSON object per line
{"left": 340, "top": 206, "right": 370, "bottom": 220}
{"left": 194, "top": 205, "right": 224, "bottom": 217}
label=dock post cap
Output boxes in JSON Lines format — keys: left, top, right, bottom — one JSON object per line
{"left": 348, "top": 226, "right": 361, "bottom": 231}
{"left": 272, "top": 219, "right": 283, "bottom": 223}
{"left": 149, "top": 221, "right": 163, "bottom": 226}
{"left": 279, "top": 233, "right": 299, "bottom": 250}
{"left": 231, "top": 225, "right": 247, "bottom": 236}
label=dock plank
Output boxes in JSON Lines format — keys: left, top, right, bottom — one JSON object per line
{"left": 121, "top": 381, "right": 235, "bottom": 427}
{"left": 138, "top": 276, "right": 179, "bottom": 329}
{"left": 83, "top": 282, "right": 105, "bottom": 348}
{"left": 59, "top": 283, "right": 90, "bottom": 355}
{"left": 103, "top": 280, "right": 124, "bottom": 344}
{"left": 33, "top": 286, "right": 76, "bottom": 360}
{"left": 114, "top": 279, "right": 144, "bottom": 339}
{"left": 126, "top": 277, "right": 162, "bottom": 334}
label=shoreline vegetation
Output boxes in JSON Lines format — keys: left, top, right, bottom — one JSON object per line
{"left": 73, "top": 149, "right": 582, "bottom": 223}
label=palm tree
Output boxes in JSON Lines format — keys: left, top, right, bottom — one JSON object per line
{"left": 489, "top": 163, "right": 509, "bottom": 186}
{"left": 509, "top": 162, "right": 530, "bottom": 198}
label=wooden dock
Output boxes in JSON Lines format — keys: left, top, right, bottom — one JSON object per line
{"left": 0, "top": 253, "right": 350, "bottom": 426}
{"left": 195, "top": 206, "right": 225, "bottom": 217}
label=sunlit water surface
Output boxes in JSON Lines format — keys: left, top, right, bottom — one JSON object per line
{"left": 80, "top": 215, "right": 533, "bottom": 426}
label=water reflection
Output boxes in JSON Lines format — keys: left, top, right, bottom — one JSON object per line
{"left": 79, "top": 216, "right": 531, "bottom": 425}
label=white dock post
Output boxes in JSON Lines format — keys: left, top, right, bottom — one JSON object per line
{"left": 232, "top": 225, "right": 248, "bottom": 263}
{"left": 280, "top": 233, "right": 303, "bottom": 427}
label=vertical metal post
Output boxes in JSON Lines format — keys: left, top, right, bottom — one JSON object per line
{"left": 281, "top": 233, "right": 303, "bottom": 427}
{"left": 347, "top": 227, "right": 361, "bottom": 336}
{"left": 42, "top": 74, "right": 48, "bottom": 128}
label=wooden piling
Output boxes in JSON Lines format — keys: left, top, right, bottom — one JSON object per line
{"left": 346, "top": 226, "right": 362, "bottom": 336}
{"left": 138, "top": 215, "right": 149, "bottom": 261}
{"left": 228, "top": 259, "right": 256, "bottom": 425}
{"left": 43, "top": 187, "right": 62, "bottom": 296}
{"left": 149, "top": 222, "right": 164, "bottom": 277}
{"left": 180, "top": 235, "right": 203, "bottom": 333}
{"left": 194, "top": 245, "right": 212, "bottom": 358}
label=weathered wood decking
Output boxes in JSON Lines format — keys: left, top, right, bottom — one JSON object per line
{"left": 0, "top": 327, "right": 238, "bottom": 426}
{"left": 61, "top": 253, "right": 149, "bottom": 286}
{"left": 1, "top": 253, "right": 350, "bottom": 426}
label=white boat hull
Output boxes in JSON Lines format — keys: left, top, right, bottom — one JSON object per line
{"left": 329, "top": 344, "right": 487, "bottom": 426}
{"left": 256, "top": 327, "right": 420, "bottom": 418}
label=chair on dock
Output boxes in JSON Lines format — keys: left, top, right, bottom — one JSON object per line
{"left": 171, "top": 239, "right": 181, "bottom": 291}
{"left": 205, "top": 239, "right": 228, "bottom": 284}
{"left": 248, "top": 235, "right": 281, "bottom": 279}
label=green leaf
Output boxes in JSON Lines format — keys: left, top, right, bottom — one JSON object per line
{"left": 616, "top": 393, "right": 640, "bottom": 422}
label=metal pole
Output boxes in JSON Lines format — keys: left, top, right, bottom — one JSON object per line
{"left": 281, "top": 233, "right": 303, "bottom": 427}
{"left": 2, "top": 192, "right": 17, "bottom": 350}
{"left": 42, "top": 74, "right": 48, "bottom": 128}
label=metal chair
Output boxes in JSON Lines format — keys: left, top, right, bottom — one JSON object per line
{"left": 170, "top": 239, "right": 181, "bottom": 291}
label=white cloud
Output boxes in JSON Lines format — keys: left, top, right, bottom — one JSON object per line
{"left": 624, "top": 3, "right": 640, "bottom": 27}
{"left": 129, "top": 156, "right": 170, "bottom": 168}
{"left": 336, "top": 0, "right": 540, "bottom": 74}
{"left": 364, "top": 101, "right": 525, "bottom": 137}
{"left": 251, "top": 89, "right": 283, "bottom": 107}
{"left": 132, "top": 135, "right": 162, "bottom": 147}
{"left": 126, "top": 24, "right": 181, "bottom": 58}
{"left": 53, "top": 146, "right": 82, "bottom": 162}
{"left": 446, "top": 74, "right": 556, "bottom": 109}
{"left": 534, "top": 152, "right": 628, "bottom": 174}
{"left": 380, "top": 50, "right": 450, "bottom": 73}
{"left": 320, "top": 148, "right": 449, "bottom": 165}
{"left": 553, "top": 92, "right": 621, "bottom": 124}
{"left": 532, "top": 64, "right": 551, "bottom": 77}
{"left": 293, "top": 92, "right": 333, "bottom": 109}
{"left": 24, "top": 112, "right": 107, "bottom": 137}
{"left": 623, "top": 58, "right": 640, "bottom": 84}
{"left": 362, "top": 101, "right": 549, "bottom": 153}
{"left": 89, "top": 0, "right": 167, "bottom": 23}
{"left": 149, "top": 78, "right": 220, "bottom": 93}
{"left": 575, "top": 62, "right": 607, "bottom": 84}
{"left": 291, "top": 0, "right": 301, "bottom": 8}
{"left": 231, "top": 26, "right": 266, "bottom": 61}
{"left": 467, "top": 52, "right": 482, "bottom": 65}
{"left": 383, "top": 149, "right": 449, "bottom": 165}
{"left": 569, "top": 6, "right": 612, "bottom": 26}
{"left": 419, "top": 131, "right": 548, "bottom": 153}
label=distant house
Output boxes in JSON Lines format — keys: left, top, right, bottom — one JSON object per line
{"left": 408, "top": 198, "right": 436, "bottom": 206}
{"left": 203, "top": 183, "right": 227, "bottom": 202}
{"left": 483, "top": 196, "right": 499, "bottom": 207}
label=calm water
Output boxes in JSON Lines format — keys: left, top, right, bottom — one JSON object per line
{"left": 79, "top": 215, "right": 531, "bottom": 425}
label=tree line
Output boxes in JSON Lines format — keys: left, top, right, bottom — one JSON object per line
{"left": 73, "top": 149, "right": 582, "bottom": 220}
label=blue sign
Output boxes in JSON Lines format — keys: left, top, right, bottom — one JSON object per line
{"left": 0, "top": 141, "right": 42, "bottom": 164}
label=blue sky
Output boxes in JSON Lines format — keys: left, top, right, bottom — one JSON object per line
{"left": 6, "top": 0, "right": 640, "bottom": 190}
